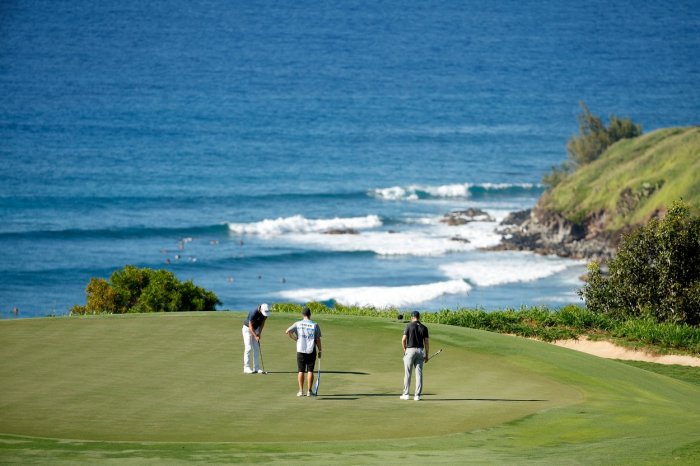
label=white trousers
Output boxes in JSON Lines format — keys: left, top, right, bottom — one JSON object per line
{"left": 242, "top": 325, "right": 260, "bottom": 371}
{"left": 402, "top": 348, "right": 424, "bottom": 397}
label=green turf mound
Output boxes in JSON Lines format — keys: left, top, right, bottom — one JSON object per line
{"left": 1, "top": 312, "right": 699, "bottom": 464}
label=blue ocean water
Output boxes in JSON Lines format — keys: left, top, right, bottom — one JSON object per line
{"left": 1, "top": 0, "right": 699, "bottom": 317}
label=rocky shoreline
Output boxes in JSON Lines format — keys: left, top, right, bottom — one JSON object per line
{"left": 489, "top": 207, "right": 619, "bottom": 260}
{"left": 320, "top": 204, "right": 619, "bottom": 261}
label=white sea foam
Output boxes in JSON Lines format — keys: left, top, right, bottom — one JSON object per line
{"left": 426, "top": 211, "right": 504, "bottom": 249}
{"left": 229, "top": 210, "right": 504, "bottom": 256}
{"left": 370, "top": 186, "right": 419, "bottom": 201}
{"left": 227, "top": 215, "right": 382, "bottom": 236}
{"left": 440, "top": 252, "right": 579, "bottom": 287}
{"left": 369, "top": 183, "right": 539, "bottom": 201}
{"left": 370, "top": 183, "right": 470, "bottom": 201}
{"left": 284, "top": 230, "right": 477, "bottom": 256}
{"left": 477, "top": 182, "right": 539, "bottom": 190}
{"left": 279, "top": 279, "right": 471, "bottom": 308}
{"left": 233, "top": 210, "right": 505, "bottom": 256}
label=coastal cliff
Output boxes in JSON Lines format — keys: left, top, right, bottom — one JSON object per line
{"left": 492, "top": 206, "right": 620, "bottom": 260}
{"left": 493, "top": 126, "right": 700, "bottom": 260}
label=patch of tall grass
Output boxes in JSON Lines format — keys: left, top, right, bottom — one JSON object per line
{"left": 612, "top": 319, "right": 700, "bottom": 353}
{"left": 270, "top": 303, "right": 699, "bottom": 354}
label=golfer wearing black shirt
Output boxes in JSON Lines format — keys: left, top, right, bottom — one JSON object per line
{"left": 401, "top": 310, "right": 429, "bottom": 401}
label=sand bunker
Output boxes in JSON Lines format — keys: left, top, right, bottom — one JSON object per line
{"left": 553, "top": 337, "right": 700, "bottom": 367}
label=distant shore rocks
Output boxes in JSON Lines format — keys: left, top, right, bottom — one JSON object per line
{"left": 500, "top": 209, "right": 530, "bottom": 226}
{"left": 491, "top": 208, "right": 618, "bottom": 260}
{"left": 441, "top": 208, "right": 495, "bottom": 225}
{"left": 324, "top": 228, "right": 360, "bottom": 235}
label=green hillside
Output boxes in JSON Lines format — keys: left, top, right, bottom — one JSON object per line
{"left": 541, "top": 126, "right": 700, "bottom": 230}
{"left": 1, "top": 312, "right": 699, "bottom": 464}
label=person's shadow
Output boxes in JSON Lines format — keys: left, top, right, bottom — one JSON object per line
{"left": 262, "top": 371, "right": 370, "bottom": 375}
{"left": 319, "top": 394, "right": 548, "bottom": 402}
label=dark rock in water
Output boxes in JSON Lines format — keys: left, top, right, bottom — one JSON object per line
{"left": 500, "top": 209, "right": 531, "bottom": 226}
{"left": 441, "top": 208, "right": 495, "bottom": 225}
{"left": 450, "top": 236, "right": 471, "bottom": 243}
{"left": 489, "top": 207, "right": 618, "bottom": 260}
{"left": 325, "top": 228, "right": 360, "bottom": 235}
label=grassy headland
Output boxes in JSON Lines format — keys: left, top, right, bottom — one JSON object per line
{"left": 497, "top": 126, "right": 700, "bottom": 259}
{"left": 1, "top": 312, "right": 699, "bottom": 464}
{"left": 540, "top": 126, "right": 700, "bottom": 229}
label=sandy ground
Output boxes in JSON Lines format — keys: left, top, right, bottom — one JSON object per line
{"left": 552, "top": 337, "right": 700, "bottom": 367}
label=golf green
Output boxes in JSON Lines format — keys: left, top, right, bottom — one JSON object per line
{"left": 1, "top": 312, "right": 699, "bottom": 464}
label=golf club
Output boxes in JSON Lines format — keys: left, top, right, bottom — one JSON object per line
{"left": 427, "top": 348, "right": 443, "bottom": 362}
{"left": 313, "top": 355, "right": 321, "bottom": 395}
{"left": 258, "top": 339, "right": 267, "bottom": 374}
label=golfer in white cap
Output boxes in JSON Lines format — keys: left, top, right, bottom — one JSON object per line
{"left": 242, "top": 303, "right": 270, "bottom": 374}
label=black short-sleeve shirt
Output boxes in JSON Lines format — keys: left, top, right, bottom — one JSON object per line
{"left": 403, "top": 321, "right": 429, "bottom": 348}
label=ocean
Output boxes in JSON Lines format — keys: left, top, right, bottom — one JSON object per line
{"left": 1, "top": 0, "right": 699, "bottom": 318}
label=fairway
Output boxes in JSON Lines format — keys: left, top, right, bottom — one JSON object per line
{"left": 1, "top": 312, "right": 699, "bottom": 464}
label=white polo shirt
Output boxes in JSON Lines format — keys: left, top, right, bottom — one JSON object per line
{"left": 286, "top": 319, "right": 321, "bottom": 354}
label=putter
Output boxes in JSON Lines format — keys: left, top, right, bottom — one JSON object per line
{"left": 312, "top": 355, "right": 321, "bottom": 395}
{"left": 258, "top": 339, "right": 267, "bottom": 374}
{"left": 427, "top": 348, "right": 443, "bottom": 362}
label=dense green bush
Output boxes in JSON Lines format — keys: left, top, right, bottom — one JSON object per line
{"left": 581, "top": 200, "right": 700, "bottom": 325}
{"left": 71, "top": 265, "right": 221, "bottom": 315}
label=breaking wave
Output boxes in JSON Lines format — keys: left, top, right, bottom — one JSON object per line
{"left": 440, "top": 252, "right": 579, "bottom": 287}
{"left": 279, "top": 279, "right": 471, "bottom": 308}
{"left": 227, "top": 215, "right": 382, "bottom": 236}
{"left": 369, "top": 183, "right": 542, "bottom": 201}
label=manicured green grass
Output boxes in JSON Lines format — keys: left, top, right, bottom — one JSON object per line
{"left": 1, "top": 312, "right": 699, "bottom": 464}
{"left": 543, "top": 126, "right": 700, "bottom": 228}
{"left": 616, "top": 360, "right": 700, "bottom": 387}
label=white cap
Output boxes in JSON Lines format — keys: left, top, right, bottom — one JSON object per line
{"left": 260, "top": 303, "right": 270, "bottom": 316}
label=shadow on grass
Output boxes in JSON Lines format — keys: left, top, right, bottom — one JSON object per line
{"left": 320, "top": 393, "right": 547, "bottom": 402}
{"left": 421, "top": 398, "right": 548, "bottom": 402}
{"left": 262, "top": 371, "right": 370, "bottom": 375}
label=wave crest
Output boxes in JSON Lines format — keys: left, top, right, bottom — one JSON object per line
{"left": 285, "top": 230, "right": 485, "bottom": 256}
{"left": 369, "top": 183, "right": 541, "bottom": 201}
{"left": 227, "top": 215, "right": 382, "bottom": 236}
{"left": 279, "top": 279, "right": 471, "bottom": 307}
{"left": 440, "top": 253, "right": 578, "bottom": 287}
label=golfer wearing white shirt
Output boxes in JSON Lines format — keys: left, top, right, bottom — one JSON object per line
{"left": 285, "top": 306, "right": 322, "bottom": 396}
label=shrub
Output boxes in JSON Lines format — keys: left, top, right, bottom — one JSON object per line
{"left": 542, "top": 102, "right": 642, "bottom": 188}
{"left": 85, "top": 278, "right": 119, "bottom": 314}
{"left": 580, "top": 200, "right": 700, "bottom": 325}
{"left": 72, "top": 266, "right": 221, "bottom": 315}
{"left": 110, "top": 265, "right": 151, "bottom": 312}
{"left": 557, "top": 303, "right": 614, "bottom": 331}
{"left": 566, "top": 102, "right": 642, "bottom": 167}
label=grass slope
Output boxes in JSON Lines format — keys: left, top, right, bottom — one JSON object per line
{"left": 616, "top": 360, "right": 700, "bottom": 387}
{"left": 542, "top": 126, "right": 700, "bottom": 229}
{"left": 1, "top": 312, "right": 699, "bottom": 464}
